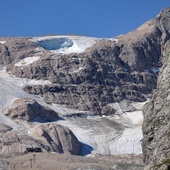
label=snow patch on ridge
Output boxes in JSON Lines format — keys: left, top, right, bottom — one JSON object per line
{"left": 30, "top": 35, "right": 99, "bottom": 54}
{"left": 15, "top": 56, "right": 40, "bottom": 66}
{"left": 0, "top": 41, "right": 6, "bottom": 45}
{"left": 108, "top": 38, "right": 119, "bottom": 42}
{"left": 21, "top": 78, "right": 51, "bottom": 86}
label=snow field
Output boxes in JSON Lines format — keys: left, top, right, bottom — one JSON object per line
{"left": 31, "top": 35, "right": 100, "bottom": 54}
{"left": 0, "top": 65, "right": 145, "bottom": 155}
{"left": 15, "top": 56, "right": 40, "bottom": 66}
{"left": 0, "top": 41, "right": 6, "bottom": 44}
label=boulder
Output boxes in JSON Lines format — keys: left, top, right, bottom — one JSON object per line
{"left": 30, "top": 123, "right": 82, "bottom": 155}
{"left": 3, "top": 98, "right": 59, "bottom": 122}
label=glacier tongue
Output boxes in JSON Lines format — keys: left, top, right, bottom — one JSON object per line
{"left": 56, "top": 105, "right": 145, "bottom": 155}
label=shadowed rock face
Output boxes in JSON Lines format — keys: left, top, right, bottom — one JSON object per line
{"left": 142, "top": 8, "right": 170, "bottom": 170}
{"left": 2, "top": 98, "right": 59, "bottom": 122}
{"left": 142, "top": 33, "right": 170, "bottom": 170}
{"left": 2, "top": 8, "right": 170, "bottom": 114}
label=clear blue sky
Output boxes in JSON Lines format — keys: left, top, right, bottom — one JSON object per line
{"left": 0, "top": 0, "right": 170, "bottom": 38}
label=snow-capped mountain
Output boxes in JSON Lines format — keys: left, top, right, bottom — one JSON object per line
{"left": 0, "top": 7, "right": 170, "bottom": 170}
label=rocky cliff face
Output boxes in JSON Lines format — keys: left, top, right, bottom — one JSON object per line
{"left": 1, "top": 12, "right": 167, "bottom": 114}
{"left": 0, "top": 7, "right": 170, "bottom": 167}
{"left": 142, "top": 8, "right": 170, "bottom": 170}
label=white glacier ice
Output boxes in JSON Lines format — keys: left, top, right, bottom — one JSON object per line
{"left": 15, "top": 56, "right": 40, "bottom": 66}
{"left": 0, "top": 40, "right": 6, "bottom": 44}
{"left": 37, "top": 38, "right": 74, "bottom": 50}
{"left": 30, "top": 35, "right": 99, "bottom": 54}
{"left": 56, "top": 101, "right": 146, "bottom": 155}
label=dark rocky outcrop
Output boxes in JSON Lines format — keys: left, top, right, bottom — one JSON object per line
{"left": 2, "top": 98, "right": 59, "bottom": 122}
{"left": 142, "top": 29, "right": 170, "bottom": 170}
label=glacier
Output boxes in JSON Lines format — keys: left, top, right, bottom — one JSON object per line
{"left": 31, "top": 35, "right": 99, "bottom": 54}
{"left": 30, "top": 35, "right": 118, "bottom": 54}
{"left": 37, "top": 38, "right": 74, "bottom": 50}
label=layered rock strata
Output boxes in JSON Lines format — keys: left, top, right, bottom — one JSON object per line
{"left": 142, "top": 40, "right": 170, "bottom": 169}
{"left": 1, "top": 10, "right": 169, "bottom": 114}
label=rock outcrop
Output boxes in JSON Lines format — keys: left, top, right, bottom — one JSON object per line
{"left": 142, "top": 15, "right": 170, "bottom": 170}
{"left": 0, "top": 123, "right": 46, "bottom": 157}
{"left": 30, "top": 123, "right": 82, "bottom": 155}
{"left": 2, "top": 98, "right": 59, "bottom": 122}
{"left": 0, "top": 123, "right": 12, "bottom": 133}
{"left": 0, "top": 122, "right": 81, "bottom": 156}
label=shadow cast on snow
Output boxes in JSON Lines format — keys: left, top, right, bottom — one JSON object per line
{"left": 80, "top": 142, "right": 93, "bottom": 156}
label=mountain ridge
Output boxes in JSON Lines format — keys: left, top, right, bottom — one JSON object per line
{"left": 0, "top": 7, "right": 170, "bottom": 170}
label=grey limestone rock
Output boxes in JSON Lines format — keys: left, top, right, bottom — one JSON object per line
{"left": 30, "top": 123, "right": 82, "bottom": 155}
{"left": 142, "top": 39, "right": 170, "bottom": 169}
{"left": 0, "top": 123, "right": 13, "bottom": 133}
{"left": 2, "top": 98, "right": 59, "bottom": 122}
{"left": 0, "top": 123, "right": 81, "bottom": 156}
{"left": 0, "top": 129, "right": 47, "bottom": 157}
